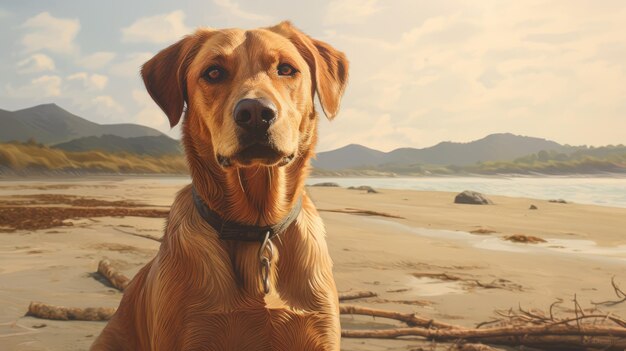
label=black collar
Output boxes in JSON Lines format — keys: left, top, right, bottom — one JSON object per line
{"left": 191, "top": 185, "right": 302, "bottom": 242}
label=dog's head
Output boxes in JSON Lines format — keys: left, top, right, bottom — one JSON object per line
{"left": 142, "top": 22, "right": 348, "bottom": 168}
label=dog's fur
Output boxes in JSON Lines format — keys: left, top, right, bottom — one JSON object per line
{"left": 91, "top": 22, "right": 348, "bottom": 351}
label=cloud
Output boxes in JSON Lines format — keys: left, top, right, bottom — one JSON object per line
{"left": 325, "top": 0, "right": 382, "bottom": 25}
{"left": 76, "top": 52, "right": 117, "bottom": 70}
{"left": 121, "top": 10, "right": 190, "bottom": 44}
{"left": 0, "top": 8, "right": 10, "bottom": 18}
{"left": 524, "top": 31, "right": 580, "bottom": 44}
{"left": 5, "top": 72, "right": 119, "bottom": 120}
{"left": 21, "top": 12, "right": 80, "bottom": 54}
{"left": 3, "top": 1, "right": 626, "bottom": 149}
{"left": 67, "top": 72, "right": 108, "bottom": 90}
{"left": 110, "top": 52, "right": 153, "bottom": 77}
{"left": 132, "top": 89, "right": 169, "bottom": 130}
{"left": 91, "top": 95, "right": 125, "bottom": 114}
{"left": 5, "top": 75, "right": 63, "bottom": 98}
{"left": 17, "top": 54, "right": 56, "bottom": 74}
{"left": 131, "top": 89, "right": 182, "bottom": 137}
{"left": 69, "top": 95, "right": 126, "bottom": 121}
{"left": 315, "top": 1, "right": 626, "bottom": 150}
{"left": 318, "top": 108, "right": 420, "bottom": 152}
{"left": 212, "top": 0, "right": 273, "bottom": 22}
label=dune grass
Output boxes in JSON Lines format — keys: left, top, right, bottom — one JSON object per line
{"left": 0, "top": 141, "right": 188, "bottom": 174}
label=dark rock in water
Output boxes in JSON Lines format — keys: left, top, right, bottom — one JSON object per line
{"left": 549, "top": 199, "right": 568, "bottom": 204}
{"left": 311, "top": 182, "right": 340, "bottom": 187}
{"left": 348, "top": 185, "right": 378, "bottom": 193}
{"left": 454, "top": 190, "right": 493, "bottom": 205}
{"left": 529, "top": 204, "right": 538, "bottom": 210}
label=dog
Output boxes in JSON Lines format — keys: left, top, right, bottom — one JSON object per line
{"left": 91, "top": 21, "right": 348, "bottom": 351}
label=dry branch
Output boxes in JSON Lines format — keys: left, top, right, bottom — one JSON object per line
{"left": 592, "top": 276, "right": 626, "bottom": 307}
{"left": 27, "top": 302, "right": 115, "bottom": 321}
{"left": 338, "top": 291, "right": 377, "bottom": 301}
{"left": 97, "top": 259, "right": 130, "bottom": 291}
{"left": 340, "top": 296, "right": 626, "bottom": 350}
{"left": 340, "top": 304, "right": 456, "bottom": 329}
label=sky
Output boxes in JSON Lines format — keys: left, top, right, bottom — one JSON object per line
{"left": 0, "top": 0, "right": 625, "bottom": 152}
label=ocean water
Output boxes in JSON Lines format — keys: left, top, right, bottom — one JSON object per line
{"left": 307, "top": 176, "right": 626, "bottom": 208}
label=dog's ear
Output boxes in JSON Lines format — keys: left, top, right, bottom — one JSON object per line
{"left": 141, "top": 33, "right": 204, "bottom": 128}
{"left": 269, "top": 21, "right": 349, "bottom": 120}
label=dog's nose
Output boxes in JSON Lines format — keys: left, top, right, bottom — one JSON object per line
{"left": 234, "top": 98, "right": 277, "bottom": 131}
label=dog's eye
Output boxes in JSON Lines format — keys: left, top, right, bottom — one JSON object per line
{"left": 203, "top": 66, "right": 226, "bottom": 82}
{"left": 277, "top": 63, "right": 297, "bottom": 76}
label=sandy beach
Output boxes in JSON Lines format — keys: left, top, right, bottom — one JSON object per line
{"left": 1, "top": 178, "right": 626, "bottom": 350}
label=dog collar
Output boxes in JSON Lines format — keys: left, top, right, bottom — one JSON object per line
{"left": 191, "top": 185, "right": 302, "bottom": 242}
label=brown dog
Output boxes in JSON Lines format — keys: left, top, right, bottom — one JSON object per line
{"left": 91, "top": 21, "right": 348, "bottom": 351}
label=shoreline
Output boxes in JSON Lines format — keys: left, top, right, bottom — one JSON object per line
{"left": 310, "top": 172, "right": 626, "bottom": 179}
{"left": 2, "top": 175, "right": 625, "bottom": 209}
{"left": 2, "top": 171, "right": 626, "bottom": 180}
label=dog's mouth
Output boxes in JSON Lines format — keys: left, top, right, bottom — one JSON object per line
{"left": 218, "top": 144, "right": 295, "bottom": 168}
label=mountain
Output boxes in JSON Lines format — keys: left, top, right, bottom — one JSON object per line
{"left": 385, "top": 133, "right": 568, "bottom": 166}
{"left": 53, "top": 134, "right": 182, "bottom": 156}
{"left": 313, "top": 144, "right": 387, "bottom": 170}
{"left": 314, "top": 133, "right": 572, "bottom": 170}
{"left": 0, "top": 103, "right": 164, "bottom": 144}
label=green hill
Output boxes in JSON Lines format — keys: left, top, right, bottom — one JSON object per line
{"left": 464, "top": 146, "right": 626, "bottom": 175}
{"left": 0, "top": 103, "right": 165, "bottom": 144}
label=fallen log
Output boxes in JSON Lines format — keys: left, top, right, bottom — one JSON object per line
{"left": 455, "top": 335, "right": 626, "bottom": 350}
{"left": 340, "top": 303, "right": 626, "bottom": 350}
{"left": 338, "top": 291, "right": 377, "bottom": 301}
{"left": 97, "top": 259, "right": 129, "bottom": 291}
{"left": 27, "top": 302, "right": 115, "bottom": 321}
{"left": 341, "top": 323, "right": 626, "bottom": 339}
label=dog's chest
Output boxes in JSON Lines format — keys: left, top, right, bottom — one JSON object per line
{"left": 178, "top": 307, "right": 332, "bottom": 351}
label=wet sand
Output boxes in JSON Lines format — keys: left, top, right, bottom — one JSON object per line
{"left": 1, "top": 178, "right": 625, "bottom": 350}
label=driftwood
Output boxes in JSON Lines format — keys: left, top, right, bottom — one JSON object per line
{"left": 113, "top": 227, "right": 162, "bottom": 242}
{"left": 27, "top": 302, "right": 115, "bottom": 321}
{"left": 318, "top": 208, "right": 404, "bottom": 219}
{"left": 341, "top": 299, "right": 626, "bottom": 350}
{"left": 97, "top": 259, "right": 129, "bottom": 291}
{"left": 338, "top": 291, "right": 377, "bottom": 301}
